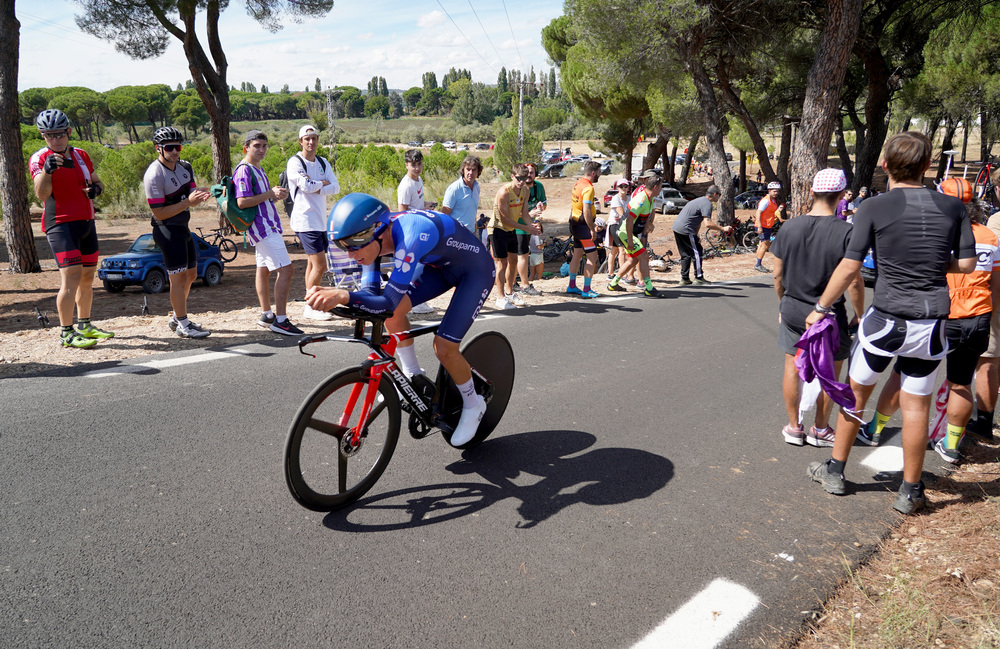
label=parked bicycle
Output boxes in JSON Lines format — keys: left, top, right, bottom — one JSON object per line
{"left": 196, "top": 227, "right": 238, "bottom": 262}
{"left": 542, "top": 235, "right": 574, "bottom": 263}
{"left": 284, "top": 305, "right": 515, "bottom": 511}
{"left": 974, "top": 158, "right": 999, "bottom": 210}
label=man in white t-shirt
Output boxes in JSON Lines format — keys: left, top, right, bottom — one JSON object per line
{"left": 288, "top": 125, "right": 340, "bottom": 320}
{"left": 397, "top": 149, "right": 436, "bottom": 313}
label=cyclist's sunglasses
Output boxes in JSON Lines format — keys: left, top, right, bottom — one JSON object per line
{"left": 41, "top": 130, "right": 69, "bottom": 139}
{"left": 160, "top": 144, "right": 182, "bottom": 152}
{"left": 514, "top": 174, "right": 529, "bottom": 182}
{"left": 333, "top": 223, "right": 384, "bottom": 252}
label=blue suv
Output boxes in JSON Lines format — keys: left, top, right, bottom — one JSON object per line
{"left": 98, "top": 233, "right": 225, "bottom": 294}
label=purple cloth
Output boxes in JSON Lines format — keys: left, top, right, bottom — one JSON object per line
{"left": 794, "top": 316, "right": 860, "bottom": 421}
{"left": 835, "top": 199, "right": 849, "bottom": 221}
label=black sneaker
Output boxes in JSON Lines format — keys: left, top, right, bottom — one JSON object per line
{"left": 807, "top": 460, "right": 846, "bottom": 495}
{"left": 892, "top": 482, "right": 927, "bottom": 515}
{"left": 607, "top": 283, "right": 627, "bottom": 292}
{"left": 965, "top": 420, "right": 996, "bottom": 442}
{"left": 693, "top": 277, "right": 711, "bottom": 285}
{"left": 856, "top": 420, "right": 880, "bottom": 446}
{"left": 643, "top": 286, "right": 665, "bottom": 298}
{"left": 678, "top": 279, "right": 693, "bottom": 286}
{"left": 257, "top": 313, "right": 276, "bottom": 328}
{"left": 755, "top": 265, "right": 771, "bottom": 274}
{"left": 270, "top": 318, "right": 304, "bottom": 336}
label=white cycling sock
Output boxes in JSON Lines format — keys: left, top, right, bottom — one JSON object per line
{"left": 397, "top": 344, "right": 423, "bottom": 376}
{"left": 458, "top": 378, "right": 478, "bottom": 408}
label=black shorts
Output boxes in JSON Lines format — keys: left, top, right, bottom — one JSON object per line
{"left": 944, "top": 314, "right": 991, "bottom": 385}
{"left": 513, "top": 232, "right": 530, "bottom": 255}
{"left": 151, "top": 221, "right": 197, "bottom": 274}
{"left": 569, "top": 218, "right": 596, "bottom": 252}
{"left": 46, "top": 220, "right": 99, "bottom": 268}
{"left": 489, "top": 228, "right": 519, "bottom": 258}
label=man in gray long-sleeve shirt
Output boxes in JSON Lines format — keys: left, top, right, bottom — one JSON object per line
{"left": 671, "top": 185, "right": 728, "bottom": 284}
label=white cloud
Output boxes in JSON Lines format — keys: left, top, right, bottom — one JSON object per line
{"left": 417, "top": 11, "right": 445, "bottom": 28}
{"left": 356, "top": 32, "right": 374, "bottom": 41}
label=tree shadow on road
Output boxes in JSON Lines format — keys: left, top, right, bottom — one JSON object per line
{"left": 323, "top": 429, "right": 673, "bottom": 532}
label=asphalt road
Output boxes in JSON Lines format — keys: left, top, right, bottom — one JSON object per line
{"left": 1, "top": 278, "right": 950, "bottom": 648}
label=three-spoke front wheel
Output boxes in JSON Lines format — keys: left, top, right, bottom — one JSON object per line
{"left": 284, "top": 367, "right": 401, "bottom": 511}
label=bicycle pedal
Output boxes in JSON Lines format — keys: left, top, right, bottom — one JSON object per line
{"left": 408, "top": 412, "right": 435, "bottom": 439}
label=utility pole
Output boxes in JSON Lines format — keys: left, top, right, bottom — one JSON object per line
{"left": 325, "top": 86, "right": 336, "bottom": 170}
{"left": 517, "top": 77, "right": 524, "bottom": 155}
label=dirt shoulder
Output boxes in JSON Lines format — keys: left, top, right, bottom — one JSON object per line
{"left": 0, "top": 174, "right": 763, "bottom": 378}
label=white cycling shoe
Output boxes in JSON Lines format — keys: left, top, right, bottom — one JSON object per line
{"left": 450, "top": 395, "right": 487, "bottom": 447}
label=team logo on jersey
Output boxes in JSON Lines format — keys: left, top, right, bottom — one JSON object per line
{"left": 419, "top": 232, "right": 430, "bottom": 241}
{"left": 395, "top": 249, "right": 416, "bottom": 273}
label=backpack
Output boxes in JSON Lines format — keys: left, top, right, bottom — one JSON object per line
{"left": 210, "top": 162, "right": 260, "bottom": 232}
{"left": 278, "top": 154, "right": 328, "bottom": 217}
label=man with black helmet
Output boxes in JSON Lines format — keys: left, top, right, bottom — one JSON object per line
{"left": 143, "top": 126, "right": 213, "bottom": 338}
{"left": 29, "top": 108, "right": 114, "bottom": 348}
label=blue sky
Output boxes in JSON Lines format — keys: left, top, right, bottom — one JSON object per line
{"left": 17, "top": 1, "right": 565, "bottom": 93}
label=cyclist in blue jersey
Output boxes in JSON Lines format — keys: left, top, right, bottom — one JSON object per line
{"left": 306, "top": 193, "right": 497, "bottom": 446}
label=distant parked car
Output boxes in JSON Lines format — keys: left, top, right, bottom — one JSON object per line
{"left": 861, "top": 250, "right": 877, "bottom": 286}
{"left": 538, "top": 162, "right": 566, "bottom": 179}
{"left": 443, "top": 141, "right": 456, "bottom": 149}
{"left": 542, "top": 151, "right": 561, "bottom": 164}
{"left": 457, "top": 144, "right": 469, "bottom": 151}
{"left": 407, "top": 141, "right": 421, "bottom": 147}
{"left": 603, "top": 188, "right": 620, "bottom": 207}
{"left": 725, "top": 152, "right": 733, "bottom": 161}
{"left": 475, "top": 143, "right": 490, "bottom": 150}
{"left": 98, "top": 233, "right": 224, "bottom": 294}
{"left": 653, "top": 187, "right": 690, "bottom": 214}
{"left": 600, "top": 160, "right": 614, "bottom": 176}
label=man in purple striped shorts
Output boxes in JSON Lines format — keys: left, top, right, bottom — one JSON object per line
{"left": 234, "top": 130, "right": 303, "bottom": 335}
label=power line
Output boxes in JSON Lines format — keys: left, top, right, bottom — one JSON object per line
{"left": 434, "top": 0, "right": 498, "bottom": 75}
{"left": 498, "top": 0, "right": 525, "bottom": 73}
{"left": 465, "top": 0, "right": 508, "bottom": 71}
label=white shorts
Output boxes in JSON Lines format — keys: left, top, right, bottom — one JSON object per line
{"left": 848, "top": 307, "right": 946, "bottom": 396}
{"left": 254, "top": 231, "right": 292, "bottom": 271}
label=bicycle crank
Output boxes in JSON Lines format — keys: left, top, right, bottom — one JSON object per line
{"left": 408, "top": 412, "right": 435, "bottom": 439}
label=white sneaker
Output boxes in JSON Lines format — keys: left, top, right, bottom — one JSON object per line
{"left": 508, "top": 292, "right": 526, "bottom": 306}
{"left": 303, "top": 305, "right": 334, "bottom": 321}
{"left": 410, "top": 302, "right": 434, "bottom": 314}
{"left": 175, "top": 319, "right": 211, "bottom": 339}
{"left": 451, "top": 395, "right": 487, "bottom": 447}
{"left": 495, "top": 296, "right": 515, "bottom": 310}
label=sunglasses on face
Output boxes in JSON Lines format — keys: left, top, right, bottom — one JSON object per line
{"left": 333, "top": 223, "right": 382, "bottom": 252}
{"left": 161, "top": 144, "right": 182, "bottom": 153}
{"left": 42, "top": 130, "right": 68, "bottom": 139}
{"left": 514, "top": 175, "right": 529, "bottom": 182}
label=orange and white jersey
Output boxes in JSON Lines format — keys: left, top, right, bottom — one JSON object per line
{"left": 947, "top": 222, "right": 1000, "bottom": 319}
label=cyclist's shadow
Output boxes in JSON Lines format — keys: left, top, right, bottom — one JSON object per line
{"left": 323, "top": 430, "right": 673, "bottom": 532}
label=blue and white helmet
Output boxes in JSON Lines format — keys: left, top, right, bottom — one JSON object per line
{"left": 328, "top": 193, "right": 391, "bottom": 251}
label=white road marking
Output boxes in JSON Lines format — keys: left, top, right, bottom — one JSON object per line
{"left": 631, "top": 578, "right": 760, "bottom": 649}
{"left": 84, "top": 349, "right": 253, "bottom": 377}
{"left": 860, "top": 445, "right": 905, "bottom": 473}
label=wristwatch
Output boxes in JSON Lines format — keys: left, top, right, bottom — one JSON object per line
{"left": 814, "top": 302, "right": 832, "bottom": 314}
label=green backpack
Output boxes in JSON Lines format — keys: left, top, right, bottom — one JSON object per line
{"left": 210, "top": 163, "right": 261, "bottom": 233}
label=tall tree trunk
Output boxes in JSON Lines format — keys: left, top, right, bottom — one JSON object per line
{"left": 641, "top": 129, "right": 669, "bottom": 174}
{"left": 851, "top": 42, "right": 892, "bottom": 195}
{"left": 0, "top": 2, "right": 40, "bottom": 273}
{"left": 935, "top": 115, "right": 956, "bottom": 181}
{"left": 961, "top": 116, "right": 969, "bottom": 162}
{"left": 665, "top": 144, "right": 676, "bottom": 184}
{"left": 738, "top": 151, "right": 747, "bottom": 192}
{"left": 678, "top": 133, "right": 698, "bottom": 186}
{"left": 687, "top": 57, "right": 734, "bottom": 224}
{"left": 982, "top": 105, "right": 990, "bottom": 162}
{"left": 717, "top": 64, "right": 778, "bottom": 182}
{"left": 834, "top": 118, "right": 854, "bottom": 188}
{"left": 789, "top": 0, "right": 863, "bottom": 217}
{"left": 777, "top": 116, "right": 792, "bottom": 190}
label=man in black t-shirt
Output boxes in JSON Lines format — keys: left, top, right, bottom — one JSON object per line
{"left": 803, "top": 132, "right": 976, "bottom": 515}
{"left": 771, "top": 169, "right": 864, "bottom": 448}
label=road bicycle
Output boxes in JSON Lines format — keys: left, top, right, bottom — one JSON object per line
{"left": 974, "top": 159, "right": 999, "bottom": 210}
{"left": 542, "top": 235, "right": 574, "bottom": 263}
{"left": 196, "top": 227, "right": 238, "bottom": 262}
{"left": 284, "top": 305, "right": 515, "bottom": 511}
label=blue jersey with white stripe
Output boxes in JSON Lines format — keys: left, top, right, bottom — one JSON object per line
{"left": 348, "top": 209, "right": 491, "bottom": 315}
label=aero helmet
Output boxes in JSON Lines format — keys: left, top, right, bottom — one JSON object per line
{"left": 938, "top": 177, "right": 973, "bottom": 203}
{"left": 153, "top": 126, "right": 184, "bottom": 145}
{"left": 328, "top": 193, "right": 391, "bottom": 251}
{"left": 36, "top": 109, "right": 70, "bottom": 133}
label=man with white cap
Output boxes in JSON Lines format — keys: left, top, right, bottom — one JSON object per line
{"left": 287, "top": 125, "right": 340, "bottom": 320}
{"left": 770, "top": 168, "right": 864, "bottom": 449}
{"left": 754, "top": 181, "right": 786, "bottom": 272}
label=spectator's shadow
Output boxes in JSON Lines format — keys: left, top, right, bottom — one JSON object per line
{"left": 323, "top": 430, "right": 673, "bottom": 532}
